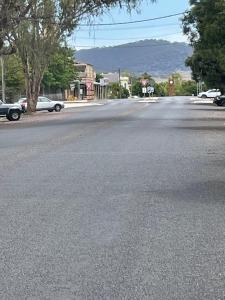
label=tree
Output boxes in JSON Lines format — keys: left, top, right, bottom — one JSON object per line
{"left": 0, "top": 54, "right": 25, "bottom": 102}
{"left": 177, "top": 80, "right": 197, "bottom": 96}
{"left": 42, "top": 46, "right": 76, "bottom": 95}
{"left": 131, "top": 73, "right": 156, "bottom": 97}
{"left": 131, "top": 81, "right": 142, "bottom": 97}
{"left": 155, "top": 82, "right": 168, "bottom": 97}
{"left": 96, "top": 73, "right": 104, "bottom": 83}
{"left": 110, "top": 83, "right": 129, "bottom": 99}
{"left": 183, "top": 0, "right": 225, "bottom": 93}
{"left": 0, "top": 1, "right": 33, "bottom": 55}
{"left": 4, "top": 54, "right": 25, "bottom": 101}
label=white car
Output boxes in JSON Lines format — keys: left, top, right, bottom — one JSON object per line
{"left": 16, "top": 96, "right": 64, "bottom": 112}
{"left": 198, "top": 89, "right": 221, "bottom": 98}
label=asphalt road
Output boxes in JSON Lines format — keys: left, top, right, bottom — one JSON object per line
{"left": 1, "top": 97, "right": 225, "bottom": 299}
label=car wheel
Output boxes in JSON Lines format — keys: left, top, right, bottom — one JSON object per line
{"left": 48, "top": 109, "right": 54, "bottom": 112}
{"left": 54, "top": 104, "right": 61, "bottom": 112}
{"left": 201, "top": 94, "right": 207, "bottom": 98}
{"left": 7, "top": 110, "right": 21, "bottom": 121}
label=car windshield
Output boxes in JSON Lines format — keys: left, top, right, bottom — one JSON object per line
{"left": 19, "top": 98, "right": 27, "bottom": 102}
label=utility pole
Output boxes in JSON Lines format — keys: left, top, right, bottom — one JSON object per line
{"left": 1, "top": 56, "right": 6, "bottom": 103}
{"left": 118, "top": 68, "right": 121, "bottom": 99}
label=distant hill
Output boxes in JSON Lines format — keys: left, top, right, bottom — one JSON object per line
{"left": 76, "top": 39, "right": 192, "bottom": 76}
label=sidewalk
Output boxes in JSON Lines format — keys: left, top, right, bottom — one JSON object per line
{"left": 190, "top": 97, "right": 214, "bottom": 104}
{"left": 65, "top": 101, "right": 104, "bottom": 108}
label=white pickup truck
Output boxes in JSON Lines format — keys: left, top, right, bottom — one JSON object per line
{"left": 198, "top": 89, "right": 221, "bottom": 98}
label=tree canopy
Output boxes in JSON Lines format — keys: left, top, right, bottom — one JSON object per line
{"left": 183, "top": 0, "right": 225, "bottom": 92}
{"left": 0, "top": 1, "right": 33, "bottom": 55}
{"left": 42, "top": 47, "right": 76, "bottom": 91}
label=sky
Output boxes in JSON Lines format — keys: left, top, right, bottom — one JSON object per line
{"left": 68, "top": 0, "right": 190, "bottom": 50}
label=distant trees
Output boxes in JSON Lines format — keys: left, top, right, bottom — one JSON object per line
{"left": 95, "top": 73, "right": 104, "bottom": 83}
{"left": 130, "top": 72, "right": 197, "bottom": 97}
{"left": 131, "top": 81, "right": 142, "bottom": 97}
{"left": 110, "top": 83, "right": 130, "bottom": 99}
{"left": 183, "top": 0, "right": 225, "bottom": 92}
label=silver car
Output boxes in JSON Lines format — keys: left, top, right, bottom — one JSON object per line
{"left": 17, "top": 97, "right": 64, "bottom": 112}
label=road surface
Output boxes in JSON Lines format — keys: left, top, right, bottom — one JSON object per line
{"left": 1, "top": 97, "right": 225, "bottom": 299}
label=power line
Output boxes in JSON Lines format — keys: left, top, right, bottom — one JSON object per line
{"left": 78, "top": 12, "right": 185, "bottom": 26}
{"left": 76, "top": 22, "right": 180, "bottom": 32}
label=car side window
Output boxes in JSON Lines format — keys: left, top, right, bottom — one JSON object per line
{"left": 42, "top": 97, "right": 50, "bottom": 102}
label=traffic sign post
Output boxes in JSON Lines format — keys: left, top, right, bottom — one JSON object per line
{"left": 147, "top": 86, "right": 155, "bottom": 96}
{"left": 142, "top": 87, "right": 147, "bottom": 97}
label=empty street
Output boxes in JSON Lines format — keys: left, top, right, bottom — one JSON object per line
{"left": 1, "top": 97, "right": 225, "bottom": 299}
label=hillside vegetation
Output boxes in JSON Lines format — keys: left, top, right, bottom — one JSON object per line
{"left": 76, "top": 39, "right": 192, "bottom": 76}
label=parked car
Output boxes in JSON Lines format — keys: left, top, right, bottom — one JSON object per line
{"left": 16, "top": 98, "right": 27, "bottom": 112}
{"left": 198, "top": 89, "right": 221, "bottom": 98}
{"left": 16, "top": 96, "right": 64, "bottom": 112}
{"left": 213, "top": 95, "right": 225, "bottom": 106}
{"left": 0, "top": 100, "right": 23, "bottom": 121}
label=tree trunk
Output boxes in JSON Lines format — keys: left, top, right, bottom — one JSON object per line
{"left": 25, "top": 72, "right": 43, "bottom": 113}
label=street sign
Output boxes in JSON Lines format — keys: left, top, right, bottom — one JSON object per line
{"left": 70, "top": 83, "right": 75, "bottom": 91}
{"left": 86, "top": 81, "right": 93, "bottom": 91}
{"left": 147, "top": 86, "right": 155, "bottom": 94}
{"left": 100, "top": 78, "right": 109, "bottom": 86}
{"left": 142, "top": 87, "right": 147, "bottom": 94}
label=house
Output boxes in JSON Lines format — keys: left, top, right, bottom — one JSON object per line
{"left": 69, "top": 62, "right": 96, "bottom": 101}
{"left": 101, "top": 72, "right": 131, "bottom": 95}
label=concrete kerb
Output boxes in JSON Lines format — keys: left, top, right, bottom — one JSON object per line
{"left": 65, "top": 102, "right": 104, "bottom": 109}
{"left": 138, "top": 97, "right": 159, "bottom": 103}
{"left": 190, "top": 97, "right": 214, "bottom": 104}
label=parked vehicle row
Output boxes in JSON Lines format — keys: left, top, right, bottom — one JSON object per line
{"left": 0, "top": 96, "right": 65, "bottom": 121}
{"left": 197, "top": 89, "right": 225, "bottom": 107}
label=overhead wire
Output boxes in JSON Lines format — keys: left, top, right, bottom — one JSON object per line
{"left": 76, "top": 22, "right": 180, "bottom": 32}
{"left": 78, "top": 12, "right": 186, "bottom": 26}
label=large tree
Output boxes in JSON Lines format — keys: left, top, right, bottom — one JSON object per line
{"left": 183, "top": 0, "right": 225, "bottom": 92}
{"left": 0, "top": 0, "right": 33, "bottom": 55}
{"left": 11, "top": 0, "right": 156, "bottom": 112}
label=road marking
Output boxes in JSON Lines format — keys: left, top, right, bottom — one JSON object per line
{"left": 138, "top": 100, "right": 157, "bottom": 103}
{"left": 192, "top": 100, "right": 213, "bottom": 104}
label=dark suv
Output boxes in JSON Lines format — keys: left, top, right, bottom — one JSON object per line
{"left": 0, "top": 100, "right": 23, "bottom": 121}
{"left": 214, "top": 95, "right": 225, "bottom": 107}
